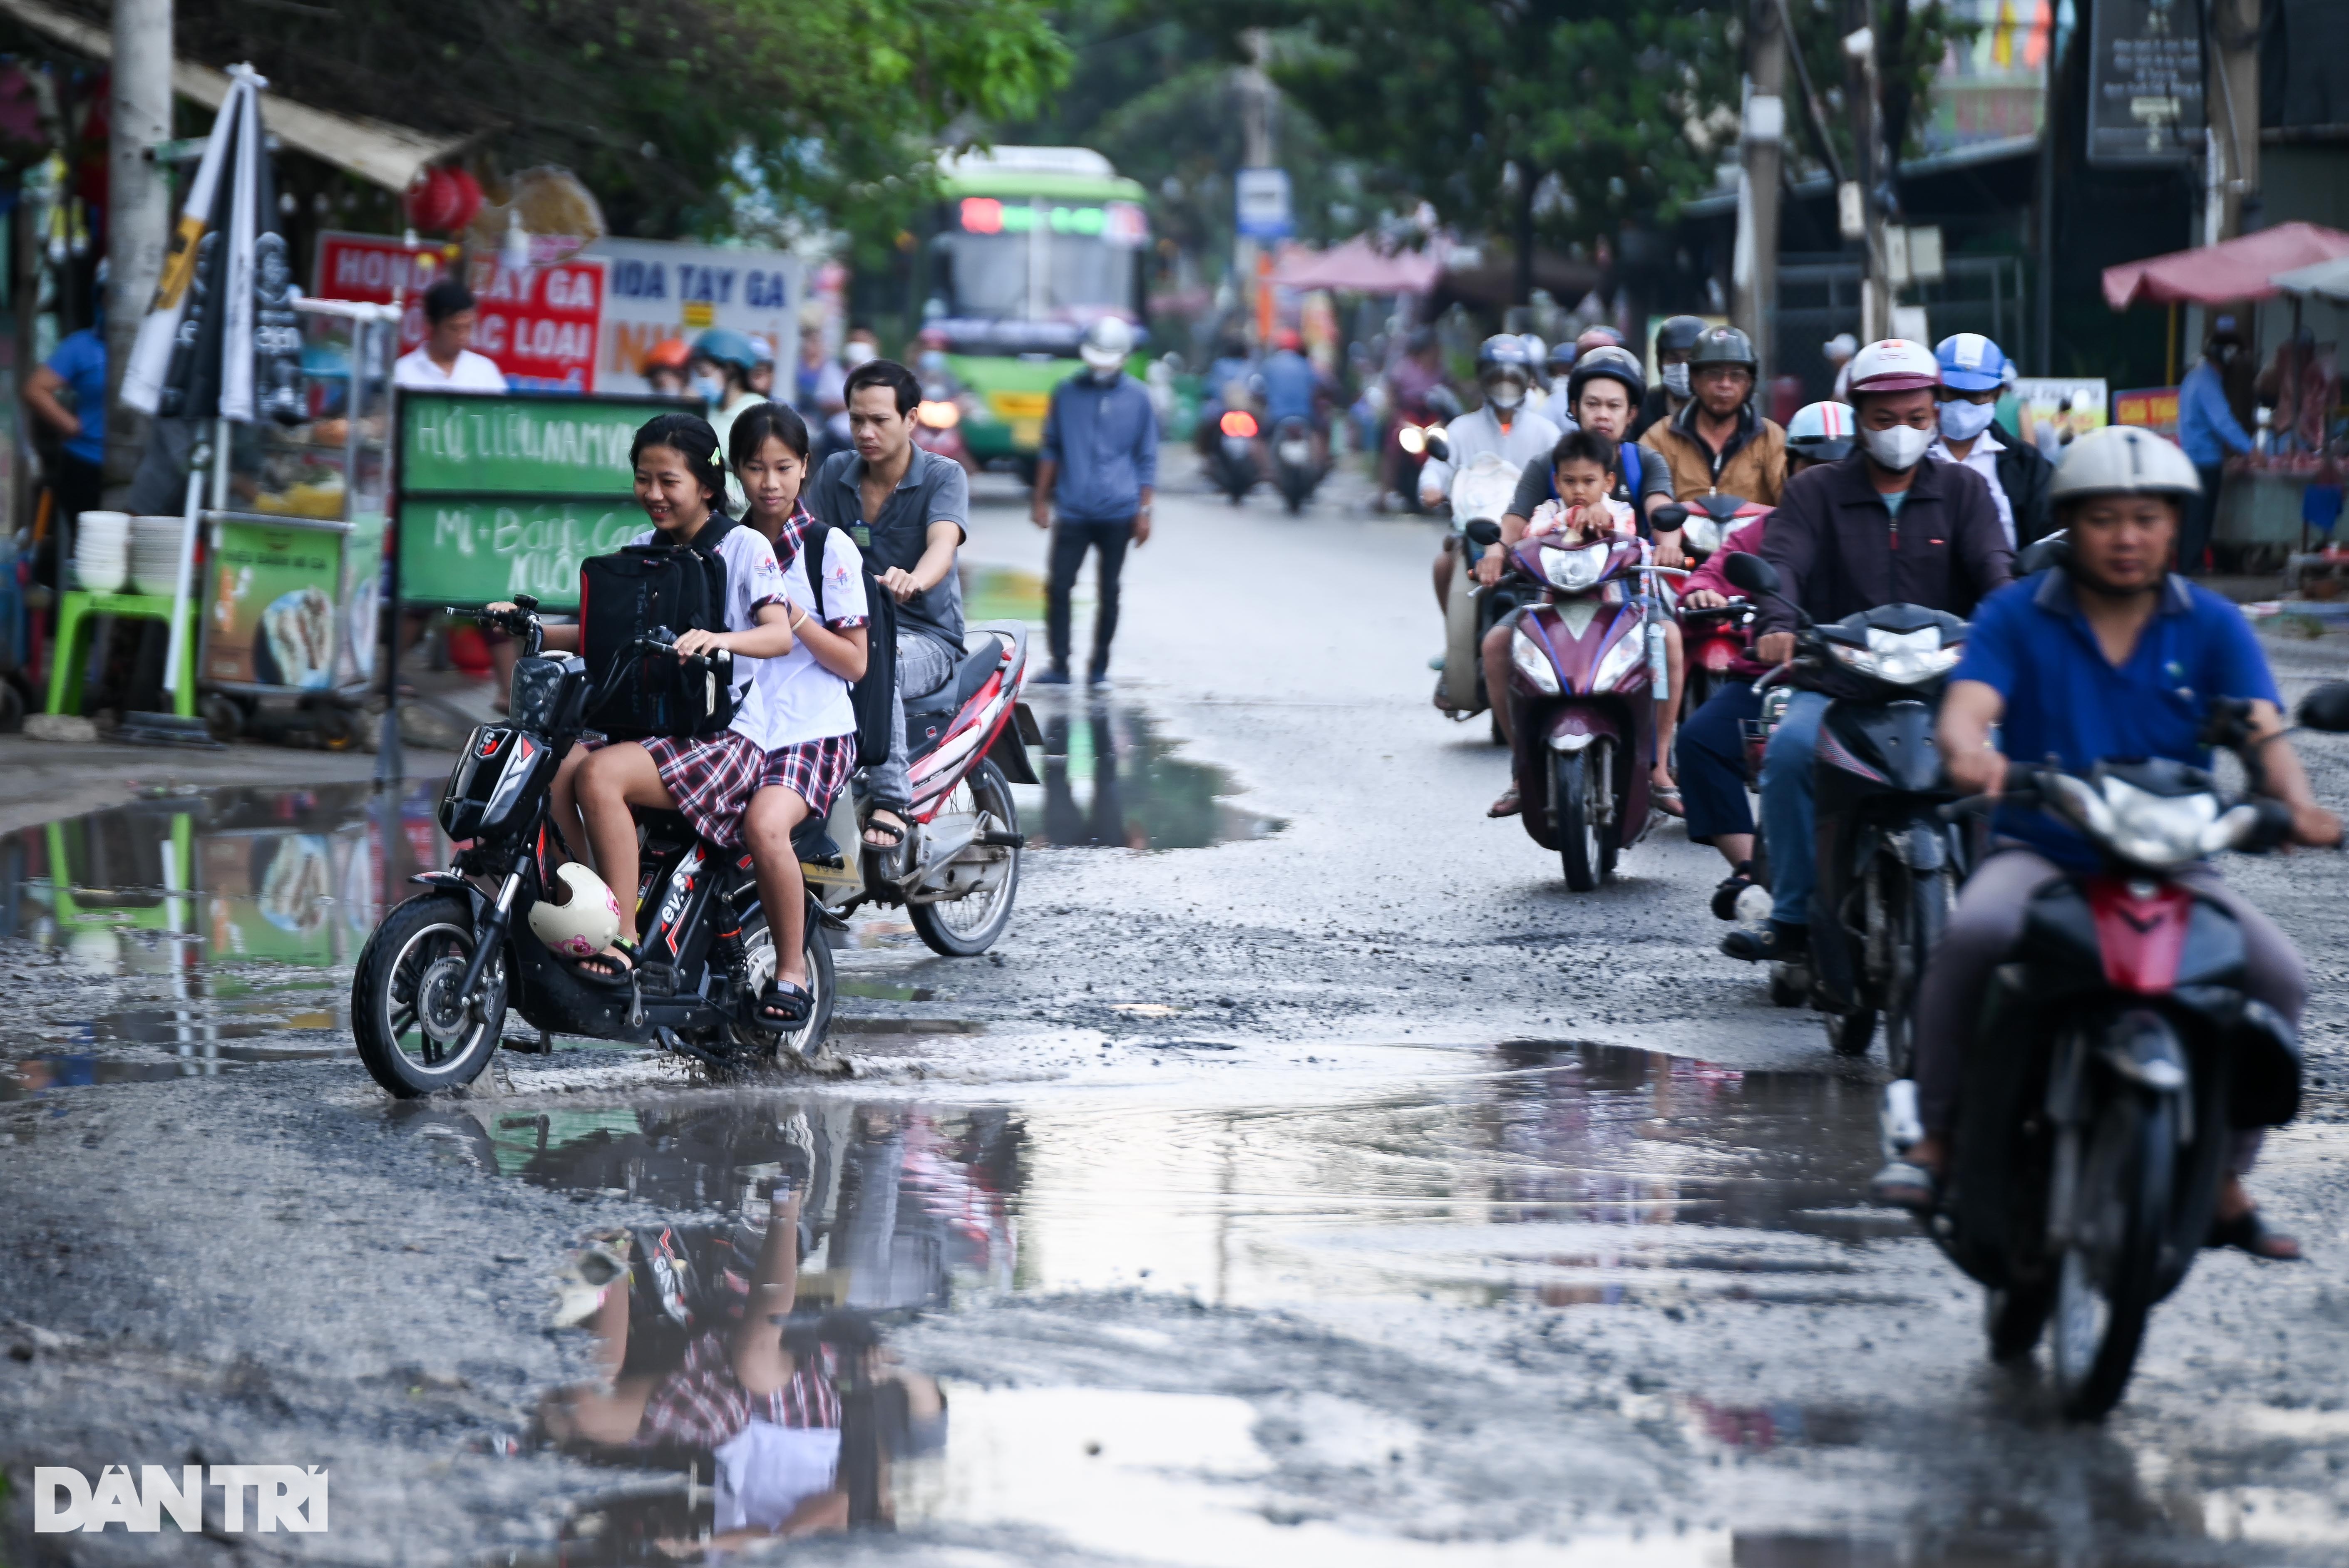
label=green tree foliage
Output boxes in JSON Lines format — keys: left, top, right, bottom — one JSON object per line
{"left": 67, "top": 0, "right": 1069, "bottom": 240}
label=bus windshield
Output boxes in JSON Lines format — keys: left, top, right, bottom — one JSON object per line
{"left": 927, "top": 196, "right": 1146, "bottom": 349}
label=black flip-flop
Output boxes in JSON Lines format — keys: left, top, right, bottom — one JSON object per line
{"left": 755, "top": 978, "right": 814, "bottom": 1031}
{"left": 569, "top": 939, "right": 640, "bottom": 991}
{"left": 2208, "top": 1208, "right": 2304, "bottom": 1261}
{"left": 862, "top": 811, "right": 908, "bottom": 875}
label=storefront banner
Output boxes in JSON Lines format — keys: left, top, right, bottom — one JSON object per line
{"left": 206, "top": 518, "right": 342, "bottom": 690}
{"left": 315, "top": 231, "right": 603, "bottom": 392}
{"left": 2113, "top": 385, "right": 2181, "bottom": 438}
{"left": 398, "top": 392, "right": 666, "bottom": 494}
{"left": 588, "top": 237, "right": 806, "bottom": 394}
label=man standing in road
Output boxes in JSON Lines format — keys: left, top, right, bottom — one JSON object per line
{"left": 393, "top": 278, "right": 507, "bottom": 391}
{"left": 1726, "top": 338, "right": 2012, "bottom": 965}
{"left": 2177, "top": 318, "right": 2255, "bottom": 577}
{"left": 1031, "top": 318, "right": 1157, "bottom": 688}
{"left": 810, "top": 358, "right": 969, "bottom": 868}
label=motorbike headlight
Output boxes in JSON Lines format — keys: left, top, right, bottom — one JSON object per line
{"left": 1398, "top": 424, "right": 1426, "bottom": 456}
{"left": 917, "top": 399, "right": 961, "bottom": 429}
{"left": 1829, "top": 626, "right": 1963, "bottom": 686}
{"left": 2095, "top": 775, "right": 2225, "bottom": 870}
{"left": 1593, "top": 632, "right": 1646, "bottom": 692}
{"left": 1542, "top": 542, "right": 1611, "bottom": 593}
{"left": 1510, "top": 627, "right": 1562, "bottom": 695}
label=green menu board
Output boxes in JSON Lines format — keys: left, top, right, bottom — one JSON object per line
{"left": 396, "top": 390, "right": 685, "bottom": 608}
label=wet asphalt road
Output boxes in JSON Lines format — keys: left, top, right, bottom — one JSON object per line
{"left": 4, "top": 452, "right": 2349, "bottom": 1566}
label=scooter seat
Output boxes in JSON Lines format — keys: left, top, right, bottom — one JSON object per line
{"left": 904, "top": 633, "right": 1010, "bottom": 717}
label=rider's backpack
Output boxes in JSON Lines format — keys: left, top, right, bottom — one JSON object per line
{"left": 578, "top": 519, "right": 743, "bottom": 740}
{"left": 802, "top": 521, "right": 897, "bottom": 768}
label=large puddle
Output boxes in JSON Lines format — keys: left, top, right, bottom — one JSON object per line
{"left": 1019, "top": 702, "right": 1284, "bottom": 851}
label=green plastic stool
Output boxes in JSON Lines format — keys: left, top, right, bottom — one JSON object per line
{"left": 45, "top": 590, "right": 200, "bottom": 719}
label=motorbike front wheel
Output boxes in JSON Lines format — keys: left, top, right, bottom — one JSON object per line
{"left": 910, "top": 758, "right": 1023, "bottom": 956}
{"left": 1881, "top": 864, "right": 1951, "bottom": 1079}
{"left": 351, "top": 893, "right": 507, "bottom": 1098}
{"left": 1552, "top": 745, "right": 1617, "bottom": 893}
{"left": 2052, "top": 1088, "right": 2174, "bottom": 1419}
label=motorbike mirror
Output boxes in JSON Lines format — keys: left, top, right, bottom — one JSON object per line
{"left": 1721, "top": 551, "right": 1780, "bottom": 598}
{"left": 2015, "top": 531, "right": 2071, "bottom": 576}
{"left": 2297, "top": 682, "right": 2349, "bottom": 734}
{"left": 1650, "top": 504, "right": 1688, "bottom": 532}
{"left": 1463, "top": 519, "right": 1503, "bottom": 550}
{"left": 1423, "top": 431, "right": 1452, "bottom": 464}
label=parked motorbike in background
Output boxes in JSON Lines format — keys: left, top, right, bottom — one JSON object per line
{"left": 1724, "top": 553, "right": 1969, "bottom": 1063}
{"left": 1477, "top": 518, "right": 1684, "bottom": 890}
{"left": 1433, "top": 440, "right": 1529, "bottom": 731}
{"left": 1926, "top": 689, "right": 2349, "bottom": 1419}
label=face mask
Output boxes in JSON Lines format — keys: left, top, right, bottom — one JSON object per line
{"left": 1937, "top": 399, "right": 1997, "bottom": 442}
{"left": 1485, "top": 380, "right": 1525, "bottom": 411}
{"left": 1862, "top": 422, "right": 1934, "bottom": 472}
{"left": 693, "top": 376, "right": 725, "bottom": 405}
{"left": 1661, "top": 363, "right": 1691, "bottom": 399}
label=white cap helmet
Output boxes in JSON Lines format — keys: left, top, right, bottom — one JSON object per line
{"left": 527, "top": 862, "right": 622, "bottom": 960}
{"left": 1080, "top": 316, "right": 1137, "bottom": 373}
{"left": 1845, "top": 339, "right": 1941, "bottom": 396}
{"left": 1823, "top": 332, "right": 1858, "bottom": 363}
{"left": 2048, "top": 424, "right": 2202, "bottom": 506}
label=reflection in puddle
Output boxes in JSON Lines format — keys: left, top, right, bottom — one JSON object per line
{"left": 1020, "top": 704, "right": 1284, "bottom": 850}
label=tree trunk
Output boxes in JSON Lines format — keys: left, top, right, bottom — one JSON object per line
{"left": 1514, "top": 166, "right": 1536, "bottom": 308}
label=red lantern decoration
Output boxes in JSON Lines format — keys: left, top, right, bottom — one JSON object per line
{"left": 404, "top": 167, "right": 484, "bottom": 236}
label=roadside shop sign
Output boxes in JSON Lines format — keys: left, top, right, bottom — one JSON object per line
{"left": 587, "top": 237, "right": 807, "bottom": 394}
{"left": 395, "top": 391, "right": 685, "bottom": 608}
{"left": 314, "top": 231, "right": 604, "bottom": 392}
{"left": 2113, "top": 385, "right": 2181, "bottom": 438}
{"left": 2086, "top": 0, "right": 2203, "bottom": 167}
{"left": 2013, "top": 377, "right": 2108, "bottom": 449}
{"left": 1236, "top": 167, "right": 1294, "bottom": 240}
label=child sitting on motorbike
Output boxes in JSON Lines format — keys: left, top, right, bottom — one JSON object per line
{"left": 539, "top": 414, "right": 799, "bottom": 986}
{"left": 731, "top": 401, "right": 870, "bottom": 1027}
{"left": 1481, "top": 429, "right": 1684, "bottom": 817}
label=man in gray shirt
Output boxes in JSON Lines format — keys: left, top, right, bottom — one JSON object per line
{"left": 809, "top": 359, "right": 968, "bottom": 860}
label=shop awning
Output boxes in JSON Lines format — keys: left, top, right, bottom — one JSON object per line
{"left": 0, "top": 0, "right": 466, "bottom": 191}
{"left": 2271, "top": 254, "right": 2349, "bottom": 304}
{"left": 2101, "top": 221, "right": 2349, "bottom": 310}
{"left": 1271, "top": 235, "right": 1443, "bottom": 295}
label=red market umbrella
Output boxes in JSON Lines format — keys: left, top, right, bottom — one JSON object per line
{"left": 2101, "top": 221, "right": 2349, "bottom": 310}
{"left": 1272, "top": 235, "right": 1443, "bottom": 295}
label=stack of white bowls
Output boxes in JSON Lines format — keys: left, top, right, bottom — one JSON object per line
{"left": 131, "top": 515, "right": 190, "bottom": 597}
{"left": 72, "top": 510, "right": 129, "bottom": 593}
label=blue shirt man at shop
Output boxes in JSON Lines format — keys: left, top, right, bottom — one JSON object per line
{"left": 1030, "top": 317, "right": 1157, "bottom": 687}
{"left": 27, "top": 314, "right": 110, "bottom": 558}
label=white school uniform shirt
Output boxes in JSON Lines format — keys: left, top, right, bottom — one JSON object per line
{"left": 393, "top": 347, "right": 507, "bottom": 392}
{"left": 751, "top": 530, "right": 869, "bottom": 749}
{"left": 626, "top": 521, "right": 788, "bottom": 745}
{"left": 711, "top": 1420, "right": 841, "bottom": 1533}
{"left": 1926, "top": 427, "right": 2015, "bottom": 547}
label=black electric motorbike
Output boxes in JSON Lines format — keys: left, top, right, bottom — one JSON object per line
{"left": 1924, "top": 689, "right": 2349, "bottom": 1419}
{"left": 1723, "top": 553, "right": 1969, "bottom": 1066}
{"left": 351, "top": 598, "right": 839, "bottom": 1098}
{"left": 1271, "top": 416, "right": 1324, "bottom": 513}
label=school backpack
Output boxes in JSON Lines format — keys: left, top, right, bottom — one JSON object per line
{"left": 578, "top": 519, "right": 745, "bottom": 740}
{"left": 803, "top": 521, "right": 897, "bottom": 768}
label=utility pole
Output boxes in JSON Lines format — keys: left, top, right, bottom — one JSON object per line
{"left": 106, "top": 0, "right": 173, "bottom": 497}
{"left": 1234, "top": 28, "right": 1275, "bottom": 346}
{"left": 2207, "top": 0, "right": 2260, "bottom": 240}
{"left": 1844, "top": 17, "right": 1890, "bottom": 341}
{"left": 1733, "top": 0, "right": 1787, "bottom": 377}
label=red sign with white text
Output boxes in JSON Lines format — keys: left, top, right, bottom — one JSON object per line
{"left": 314, "top": 231, "right": 603, "bottom": 393}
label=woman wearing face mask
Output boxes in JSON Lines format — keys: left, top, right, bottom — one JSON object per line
{"left": 692, "top": 328, "right": 768, "bottom": 508}
{"left": 1927, "top": 334, "right": 2054, "bottom": 549}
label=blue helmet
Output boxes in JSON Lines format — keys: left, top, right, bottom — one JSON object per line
{"left": 1934, "top": 333, "right": 2011, "bottom": 393}
{"left": 1477, "top": 333, "right": 1536, "bottom": 376}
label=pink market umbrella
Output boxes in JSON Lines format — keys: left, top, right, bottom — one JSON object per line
{"left": 2102, "top": 222, "right": 2349, "bottom": 310}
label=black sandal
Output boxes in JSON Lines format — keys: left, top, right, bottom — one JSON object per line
{"left": 569, "top": 939, "right": 640, "bottom": 990}
{"left": 755, "top": 978, "right": 813, "bottom": 1031}
{"left": 2208, "top": 1208, "right": 2304, "bottom": 1261}
{"left": 862, "top": 810, "right": 908, "bottom": 875}
{"left": 1711, "top": 861, "right": 1759, "bottom": 920}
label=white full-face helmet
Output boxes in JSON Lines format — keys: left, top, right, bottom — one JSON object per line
{"left": 527, "top": 863, "right": 622, "bottom": 960}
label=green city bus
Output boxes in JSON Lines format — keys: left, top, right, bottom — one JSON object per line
{"left": 922, "top": 146, "right": 1150, "bottom": 474}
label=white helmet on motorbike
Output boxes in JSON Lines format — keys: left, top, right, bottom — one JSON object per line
{"left": 1080, "top": 316, "right": 1137, "bottom": 375}
{"left": 528, "top": 862, "right": 623, "bottom": 960}
{"left": 2048, "top": 424, "right": 2202, "bottom": 507}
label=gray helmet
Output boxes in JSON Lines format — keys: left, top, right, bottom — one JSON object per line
{"left": 1654, "top": 315, "right": 1708, "bottom": 360}
{"left": 1688, "top": 325, "right": 1758, "bottom": 374}
{"left": 1475, "top": 333, "right": 1537, "bottom": 382}
{"left": 1566, "top": 346, "right": 1646, "bottom": 409}
{"left": 2048, "top": 425, "right": 2202, "bottom": 507}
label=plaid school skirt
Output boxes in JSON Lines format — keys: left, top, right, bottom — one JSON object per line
{"left": 755, "top": 732, "right": 857, "bottom": 818}
{"left": 635, "top": 1329, "right": 844, "bottom": 1451}
{"left": 579, "top": 730, "right": 768, "bottom": 848}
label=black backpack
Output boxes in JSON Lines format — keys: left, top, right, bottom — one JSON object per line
{"left": 578, "top": 519, "right": 745, "bottom": 740}
{"left": 802, "top": 521, "right": 897, "bottom": 768}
